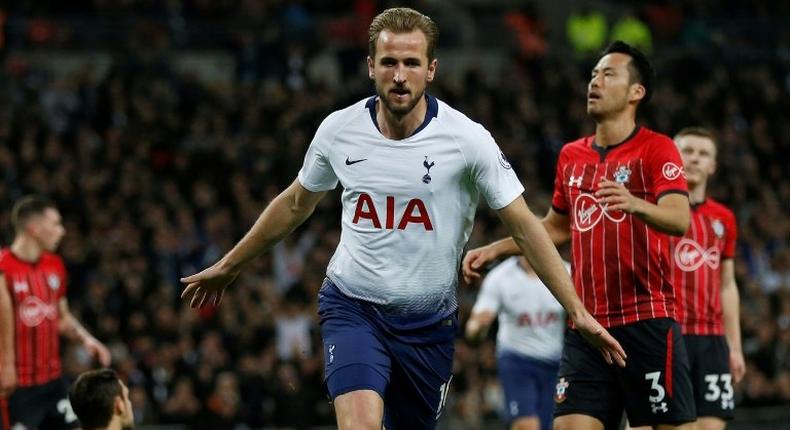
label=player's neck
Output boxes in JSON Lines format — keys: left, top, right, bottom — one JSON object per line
{"left": 688, "top": 181, "right": 707, "bottom": 205}
{"left": 377, "top": 97, "right": 428, "bottom": 140}
{"left": 10, "top": 235, "right": 44, "bottom": 263}
{"left": 594, "top": 116, "right": 636, "bottom": 148}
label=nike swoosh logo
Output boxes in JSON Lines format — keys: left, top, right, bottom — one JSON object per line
{"left": 345, "top": 157, "right": 367, "bottom": 165}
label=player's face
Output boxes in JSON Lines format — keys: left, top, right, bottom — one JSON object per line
{"left": 587, "top": 53, "right": 643, "bottom": 119}
{"left": 367, "top": 29, "right": 437, "bottom": 117}
{"left": 676, "top": 135, "right": 716, "bottom": 186}
{"left": 118, "top": 381, "right": 135, "bottom": 429}
{"left": 30, "top": 208, "right": 66, "bottom": 251}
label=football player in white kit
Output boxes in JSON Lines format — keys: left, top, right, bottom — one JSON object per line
{"left": 181, "top": 7, "right": 625, "bottom": 430}
{"left": 467, "top": 257, "right": 569, "bottom": 430}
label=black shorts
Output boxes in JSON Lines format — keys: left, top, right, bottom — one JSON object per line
{"left": 684, "top": 334, "right": 735, "bottom": 420}
{"left": 0, "top": 379, "right": 80, "bottom": 430}
{"left": 554, "top": 318, "right": 696, "bottom": 428}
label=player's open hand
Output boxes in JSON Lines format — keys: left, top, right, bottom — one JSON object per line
{"left": 180, "top": 263, "right": 239, "bottom": 308}
{"left": 462, "top": 246, "right": 499, "bottom": 284}
{"left": 596, "top": 179, "right": 640, "bottom": 214}
{"left": 730, "top": 348, "right": 746, "bottom": 384}
{"left": 572, "top": 311, "right": 627, "bottom": 367}
{"left": 0, "top": 365, "right": 16, "bottom": 398}
{"left": 84, "top": 337, "right": 112, "bottom": 367}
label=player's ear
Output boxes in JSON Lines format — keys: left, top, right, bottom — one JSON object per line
{"left": 629, "top": 83, "right": 645, "bottom": 103}
{"left": 426, "top": 58, "right": 438, "bottom": 83}
{"left": 367, "top": 56, "right": 375, "bottom": 80}
{"left": 114, "top": 395, "right": 124, "bottom": 415}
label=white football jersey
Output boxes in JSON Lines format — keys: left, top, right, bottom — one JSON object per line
{"left": 298, "top": 95, "right": 524, "bottom": 318}
{"left": 472, "top": 257, "right": 567, "bottom": 361}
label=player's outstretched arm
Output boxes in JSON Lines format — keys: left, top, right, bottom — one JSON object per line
{"left": 58, "top": 298, "right": 111, "bottom": 367}
{"left": 720, "top": 259, "right": 745, "bottom": 383}
{"left": 496, "top": 196, "right": 627, "bottom": 367}
{"left": 0, "top": 277, "right": 17, "bottom": 397}
{"left": 181, "top": 179, "right": 327, "bottom": 308}
{"left": 596, "top": 179, "right": 689, "bottom": 236}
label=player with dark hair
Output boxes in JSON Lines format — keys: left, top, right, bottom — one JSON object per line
{"left": 0, "top": 195, "right": 111, "bottom": 430}
{"left": 69, "top": 369, "right": 134, "bottom": 430}
{"left": 463, "top": 41, "right": 697, "bottom": 429}
{"left": 181, "top": 7, "right": 625, "bottom": 430}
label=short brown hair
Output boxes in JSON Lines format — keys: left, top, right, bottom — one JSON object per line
{"left": 674, "top": 126, "right": 717, "bottom": 144}
{"left": 368, "top": 8, "right": 440, "bottom": 61}
{"left": 11, "top": 195, "right": 56, "bottom": 232}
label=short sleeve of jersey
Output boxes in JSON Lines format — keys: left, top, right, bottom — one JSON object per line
{"left": 551, "top": 147, "right": 569, "bottom": 213}
{"left": 472, "top": 272, "right": 501, "bottom": 314}
{"left": 723, "top": 208, "right": 738, "bottom": 259}
{"left": 467, "top": 127, "right": 524, "bottom": 210}
{"left": 646, "top": 135, "right": 688, "bottom": 199}
{"left": 297, "top": 114, "right": 340, "bottom": 192}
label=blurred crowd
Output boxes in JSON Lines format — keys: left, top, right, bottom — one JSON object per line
{"left": 0, "top": 0, "right": 788, "bottom": 428}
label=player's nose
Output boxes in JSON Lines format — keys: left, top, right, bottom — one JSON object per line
{"left": 393, "top": 65, "right": 406, "bottom": 83}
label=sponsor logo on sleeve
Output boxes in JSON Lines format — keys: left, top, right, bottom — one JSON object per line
{"left": 662, "top": 162, "right": 684, "bottom": 180}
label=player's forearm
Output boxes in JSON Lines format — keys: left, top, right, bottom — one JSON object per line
{"left": 541, "top": 215, "right": 571, "bottom": 246}
{"left": 218, "top": 186, "right": 317, "bottom": 272}
{"left": 465, "top": 317, "right": 491, "bottom": 342}
{"left": 0, "top": 283, "right": 14, "bottom": 366}
{"left": 721, "top": 280, "right": 743, "bottom": 354}
{"left": 632, "top": 198, "right": 689, "bottom": 236}
{"left": 487, "top": 237, "right": 520, "bottom": 259}
{"left": 60, "top": 313, "right": 95, "bottom": 344}
{"left": 511, "top": 215, "right": 585, "bottom": 318}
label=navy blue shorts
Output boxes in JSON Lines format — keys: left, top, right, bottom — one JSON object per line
{"left": 497, "top": 350, "right": 559, "bottom": 430}
{"left": 684, "top": 335, "right": 735, "bottom": 420}
{"left": 318, "top": 279, "right": 456, "bottom": 430}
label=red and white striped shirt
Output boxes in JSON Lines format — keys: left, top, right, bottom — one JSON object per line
{"left": 552, "top": 127, "right": 688, "bottom": 328}
{"left": 0, "top": 249, "right": 67, "bottom": 387}
{"left": 671, "top": 199, "right": 736, "bottom": 335}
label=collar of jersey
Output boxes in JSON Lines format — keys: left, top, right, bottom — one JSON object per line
{"left": 365, "top": 93, "right": 438, "bottom": 139}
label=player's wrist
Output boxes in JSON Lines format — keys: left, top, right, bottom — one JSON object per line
{"left": 217, "top": 256, "right": 243, "bottom": 275}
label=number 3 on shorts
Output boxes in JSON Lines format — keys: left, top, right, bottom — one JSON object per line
{"left": 645, "top": 371, "right": 666, "bottom": 403}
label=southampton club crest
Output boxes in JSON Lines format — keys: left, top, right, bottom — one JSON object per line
{"left": 555, "top": 377, "right": 569, "bottom": 403}
{"left": 47, "top": 274, "right": 61, "bottom": 291}
{"left": 711, "top": 219, "right": 725, "bottom": 238}
{"left": 613, "top": 165, "right": 632, "bottom": 185}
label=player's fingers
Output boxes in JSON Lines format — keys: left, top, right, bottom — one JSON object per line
{"left": 180, "top": 274, "right": 197, "bottom": 283}
{"left": 469, "top": 254, "right": 485, "bottom": 269}
{"left": 181, "top": 283, "right": 196, "bottom": 299}
{"left": 197, "top": 290, "right": 210, "bottom": 308}
{"left": 605, "top": 334, "right": 627, "bottom": 367}
{"left": 190, "top": 289, "right": 204, "bottom": 308}
{"left": 180, "top": 270, "right": 207, "bottom": 284}
{"left": 100, "top": 350, "right": 112, "bottom": 367}
{"left": 601, "top": 348, "right": 613, "bottom": 365}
